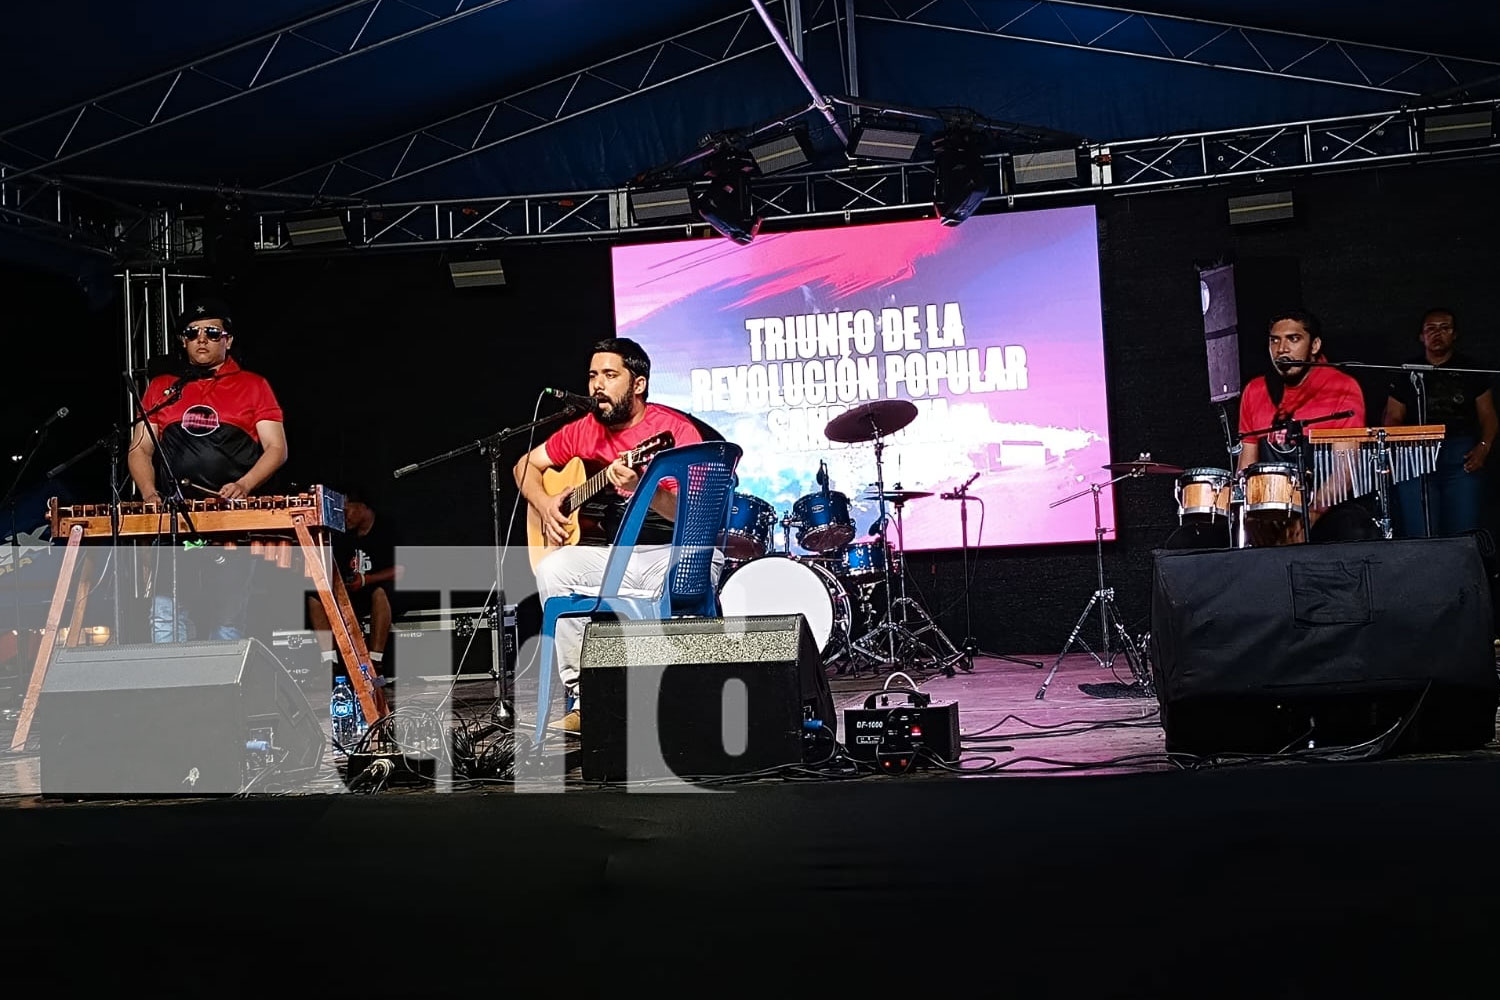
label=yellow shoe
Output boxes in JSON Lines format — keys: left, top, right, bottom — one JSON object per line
{"left": 546, "top": 709, "right": 581, "bottom": 738}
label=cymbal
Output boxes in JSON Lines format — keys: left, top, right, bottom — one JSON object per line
{"left": 1104, "top": 459, "right": 1184, "bottom": 475}
{"left": 860, "top": 489, "right": 934, "bottom": 503}
{"left": 823, "top": 400, "right": 919, "bottom": 443}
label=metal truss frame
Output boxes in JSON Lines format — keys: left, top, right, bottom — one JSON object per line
{"left": 239, "top": 99, "right": 1499, "bottom": 254}
{"left": 0, "top": 0, "right": 518, "bottom": 184}
{"left": 861, "top": 0, "right": 1500, "bottom": 98}
{"left": 270, "top": 0, "right": 836, "bottom": 199}
{"left": 0, "top": 168, "right": 162, "bottom": 259}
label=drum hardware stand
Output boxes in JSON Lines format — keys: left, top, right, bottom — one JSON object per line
{"left": 1036, "top": 471, "right": 1148, "bottom": 700}
{"left": 867, "top": 490, "right": 966, "bottom": 676}
{"left": 846, "top": 435, "right": 912, "bottom": 672}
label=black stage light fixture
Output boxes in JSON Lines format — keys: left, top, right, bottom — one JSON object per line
{"left": 692, "top": 153, "right": 761, "bottom": 245}
{"left": 1420, "top": 108, "right": 1494, "bottom": 147}
{"left": 849, "top": 125, "right": 923, "bottom": 161}
{"left": 747, "top": 129, "right": 812, "bottom": 174}
{"left": 1227, "top": 190, "right": 1294, "bottom": 225}
{"left": 628, "top": 186, "right": 695, "bottom": 223}
{"left": 1010, "top": 147, "right": 1083, "bottom": 187}
{"left": 932, "top": 131, "right": 990, "bottom": 226}
{"left": 283, "top": 211, "right": 348, "bottom": 247}
{"left": 448, "top": 257, "right": 506, "bottom": 288}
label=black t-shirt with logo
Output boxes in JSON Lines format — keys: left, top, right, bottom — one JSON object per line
{"left": 334, "top": 516, "right": 397, "bottom": 589}
{"left": 1388, "top": 351, "right": 1494, "bottom": 439}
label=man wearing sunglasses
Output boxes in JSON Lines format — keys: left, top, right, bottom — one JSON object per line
{"left": 128, "top": 296, "right": 288, "bottom": 641}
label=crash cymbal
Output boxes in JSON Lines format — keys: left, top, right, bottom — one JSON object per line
{"left": 860, "top": 488, "right": 934, "bottom": 503}
{"left": 823, "top": 400, "right": 919, "bottom": 443}
{"left": 1104, "top": 457, "right": 1184, "bottom": 475}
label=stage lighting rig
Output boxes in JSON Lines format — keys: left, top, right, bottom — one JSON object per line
{"left": 932, "top": 128, "right": 991, "bottom": 227}
{"left": 691, "top": 150, "right": 761, "bottom": 244}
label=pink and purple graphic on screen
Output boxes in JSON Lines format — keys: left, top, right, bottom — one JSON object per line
{"left": 611, "top": 205, "right": 1112, "bottom": 552}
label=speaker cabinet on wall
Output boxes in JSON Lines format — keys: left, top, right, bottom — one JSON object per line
{"left": 38, "top": 639, "right": 325, "bottom": 797}
{"left": 578, "top": 615, "right": 834, "bottom": 783}
{"left": 1151, "top": 538, "right": 1498, "bottom": 755}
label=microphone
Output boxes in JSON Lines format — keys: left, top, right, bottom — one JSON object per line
{"left": 542, "top": 387, "right": 599, "bottom": 413}
{"left": 816, "top": 460, "right": 829, "bottom": 491}
{"left": 940, "top": 472, "right": 981, "bottom": 500}
{"left": 36, "top": 407, "right": 68, "bottom": 433}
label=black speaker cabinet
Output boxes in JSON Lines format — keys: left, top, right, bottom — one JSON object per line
{"left": 38, "top": 638, "right": 325, "bottom": 796}
{"left": 578, "top": 614, "right": 834, "bottom": 782}
{"left": 1151, "top": 537, "right": 1499, "bottom": 755}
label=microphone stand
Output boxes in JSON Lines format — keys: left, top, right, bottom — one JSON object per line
{"left": 1215, "top": 402, "right": 1244, "bottom": 549}
{"left": 121, "top": 373, "right": 200, "bottom": 642}
{"left": 2, "top": 415, "right": 58, "bottom": 646}
{"left": 46, "top": 424, "right": 132, "bottom": 641}
{"left": 392, "top": 403, "right": 578, "bottom": 721}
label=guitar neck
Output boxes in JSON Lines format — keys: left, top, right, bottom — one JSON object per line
{"left": 565, "top": 465, "right": 616, "bottom": 514}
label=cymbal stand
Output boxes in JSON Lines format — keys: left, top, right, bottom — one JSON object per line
{"left": 882, "top": 496, "right": 967, "bottom": 676}
{"left": 846, "top": 436, "right": 926, "bottom": 673}
{"left": 1035, "top": 471, "right": 1148, "bottom": 700}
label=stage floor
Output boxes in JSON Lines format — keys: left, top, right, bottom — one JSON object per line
{"left": 2, "top": 648, "right": 1494, "bottom": 800}
{"left": 3, "top": 652, "right": 1500, "bottom": 993}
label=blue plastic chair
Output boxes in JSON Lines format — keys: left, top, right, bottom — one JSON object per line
{"left": 533, "top": 440, "right": 743, "bottom": 745}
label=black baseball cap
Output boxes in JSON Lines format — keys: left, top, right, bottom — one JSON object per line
{"left": 177, "top": 296, "right": 235, "bottom": 334}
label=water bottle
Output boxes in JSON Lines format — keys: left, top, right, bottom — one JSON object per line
{"left": 331, "top": 676, "right": 357, "bottom": 748}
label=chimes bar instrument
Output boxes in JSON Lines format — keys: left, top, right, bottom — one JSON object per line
{"left": 10, "top": 486, "right": 385, "bottom": 751}
{"left": 1308, "top": 424, "right": 1445, "bottom": 506}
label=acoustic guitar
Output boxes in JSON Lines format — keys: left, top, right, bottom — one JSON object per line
{"left": 525, "top": 431, "right": 675, "bottom": 569}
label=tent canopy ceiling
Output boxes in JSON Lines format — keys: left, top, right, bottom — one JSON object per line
{"left": 1, "top": 1, "right": 1495, "bottom": 235}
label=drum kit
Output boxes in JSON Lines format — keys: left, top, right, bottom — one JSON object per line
{"left": 716, "top": 400, "right": 966, "bottom": 675}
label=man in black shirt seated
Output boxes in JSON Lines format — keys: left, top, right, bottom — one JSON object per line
{"left": 308, "top": 485, "right": 402, "bottom": 692}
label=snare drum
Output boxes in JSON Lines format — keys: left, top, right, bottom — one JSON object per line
{"left": 1243, "top": 462, "right": 1303, "bottom": 519}
{"left": 1174, "top": 467, "right": 1233, "bottom": 522}
{"left": 839, "top": 541, "right": 892, "bottom": 581}
{"left": 791, "top": 491, "right": 854, "bottom": 552}
{"left": 720, "top": 493, "right": 776, "bottom": 560}
{"left": 717, "top": 555, "right": 852, "bottom": 660}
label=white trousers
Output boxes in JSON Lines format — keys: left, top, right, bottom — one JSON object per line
{"left": 532, "top": 544, "right": 725, "bottom": 703}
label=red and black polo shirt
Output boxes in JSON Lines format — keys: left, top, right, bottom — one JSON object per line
{"left": 143, "top": 357, "right": 284, "bottom": 491}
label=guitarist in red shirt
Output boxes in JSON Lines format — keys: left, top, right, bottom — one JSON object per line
{"left": 514, "top": 338, "right": 709, "bottom": 736}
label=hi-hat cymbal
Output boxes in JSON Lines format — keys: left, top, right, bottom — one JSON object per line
{"left": 823, "top": 400, "right": 919, "bottom": 443}
{"left": 1104, "top": 458, "right": 1184, "bottom": 475}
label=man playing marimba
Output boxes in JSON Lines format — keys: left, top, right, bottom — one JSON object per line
{"left": 127, "top": 296, "right": 288, "bottom": 641}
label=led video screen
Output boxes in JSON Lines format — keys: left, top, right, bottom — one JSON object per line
{"left": 610, "top": 205, "right": 1111, "bottom": 552}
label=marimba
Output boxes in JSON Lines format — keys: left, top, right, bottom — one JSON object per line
{"left": 10, "top": 487, "right": 386, "bottom": 751}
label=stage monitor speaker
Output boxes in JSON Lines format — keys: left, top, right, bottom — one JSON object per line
{"left": 1151, "top": 537, "right": 1499, "bottom": 755}
{"left": 38, "top": 639, "right": 325, "bottom": 797}
{"left": 578, "top": 615, "right": 833, "bottom": 783}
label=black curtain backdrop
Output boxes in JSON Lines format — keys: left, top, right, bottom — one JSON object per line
{"left": 6, "top": 157, "right": 1499, "bottom": 654}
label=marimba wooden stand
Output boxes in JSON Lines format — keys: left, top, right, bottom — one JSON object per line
{"left": 9, "top": 512, "right": 386, "bottom": 751}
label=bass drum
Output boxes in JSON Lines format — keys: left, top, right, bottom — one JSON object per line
{"left": 716, "top": 555, "right": 852, "bottom": 661}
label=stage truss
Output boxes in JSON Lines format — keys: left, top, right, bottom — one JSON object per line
{"left": 238, "top": 99, "right": 1500, "bottom": 254}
